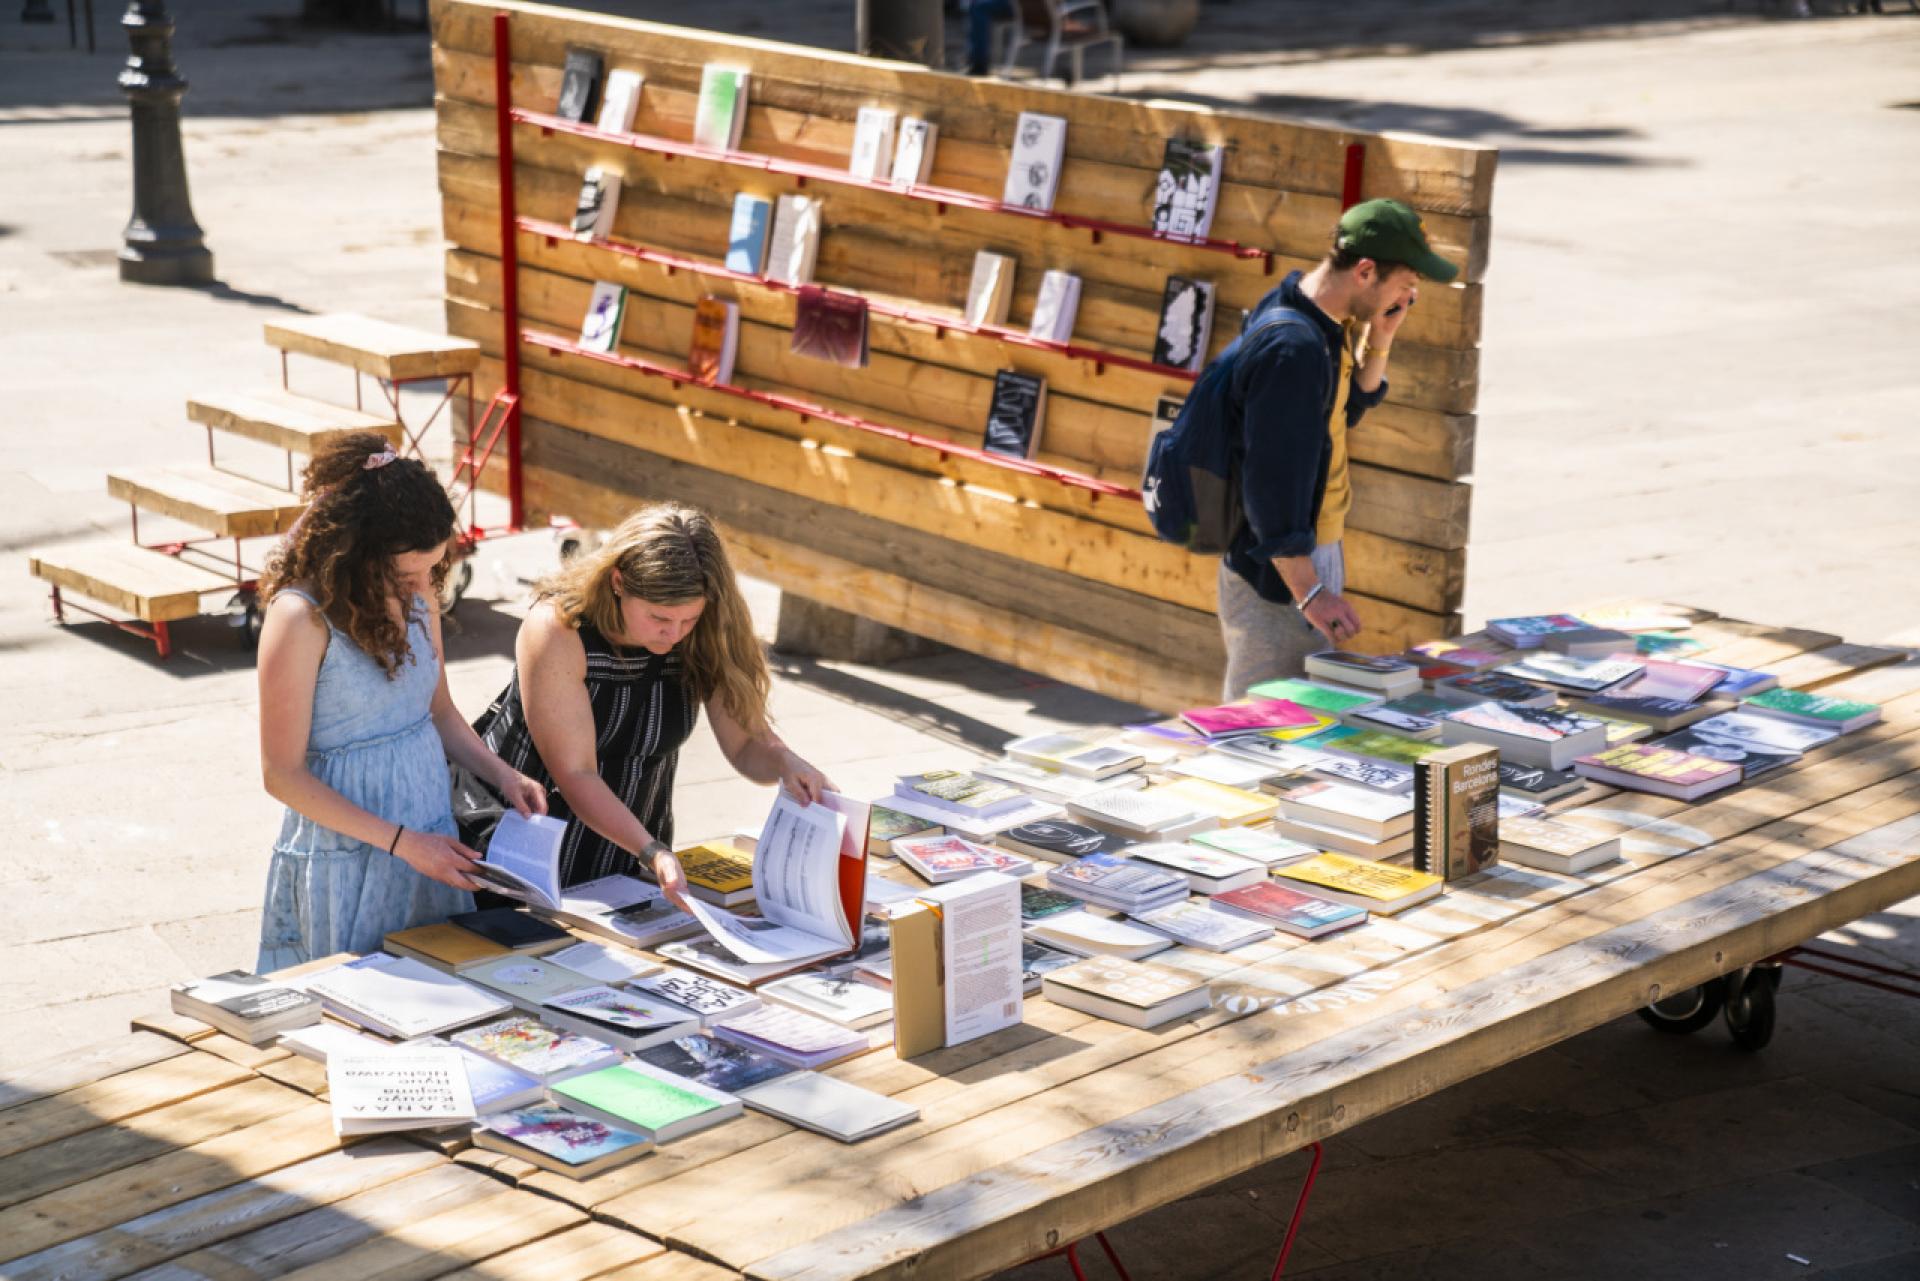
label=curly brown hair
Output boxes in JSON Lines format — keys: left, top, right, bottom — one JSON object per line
{"left": 260, "top": 432, "right": 458, "bottom": 678}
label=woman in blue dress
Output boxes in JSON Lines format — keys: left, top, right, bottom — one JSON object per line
{"left": 254, "top": 432, "right": 545, "bottom": 971}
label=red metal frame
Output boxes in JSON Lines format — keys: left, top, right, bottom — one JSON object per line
{"left": 1341, "top": 142, "right": 1366, "bottom": 210}
{"left": 517, "top": 216, "right": 1203, "bottom": 385}
{"left": 1774, "top": 945, "right": 1920, "bottom": 1001}
{"left": 523, "top": 328, "right": 1144, "bottom": 502}
{"left": 48, "top": 586, "right": 174, "bottom": 659}
{"left": 494, "top": 9, "right": 525, "bottom": 529}
{"left": 511, "top": 107, "right": 1278, "bottom": 274}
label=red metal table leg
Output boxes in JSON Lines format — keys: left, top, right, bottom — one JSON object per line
{"left": 1270, "top": 1141, "right": 1325, "bottom": 1280}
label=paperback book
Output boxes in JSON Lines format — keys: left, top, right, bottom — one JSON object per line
{"left": 790, "top": 287, "right": 869, "bottom": 368}
{"left": 1025, "top": 911, "right": 1173, "bottom": 960}
{"left": 1041, "top": 958, "right": 1211, "bottom": 1029}
{"left": 1433, "top": 671, "right": 1557, "bottom": 708}
{"left": 1189, "top": 826, "right": 1322, "bottom": 867}
{"left": 983, "top": 369, "right": 1047, "bottom": 459}
{"left": 1028, "top": 269, "right": 1082, "bottom": 343}
{"left": 688, "top": 296, "right": 740, "bottom": 385}
{"left": 1152, "top": 275, "right": 1216, "bottom": 373}
{"left": 1502, "top": 651, "right": 1644, "bottom": 695}
{"left": 759, "top": 971, "right": 894, "bottom": 1030}
{"left": 1151, "top": 137, "right": 1225, "bottom": 241}
{"left": 1486, "top": 615, "right": 1592, "bottom": 650}
{"left": 1002, "top": 111, "right": 1067, "bottom": 211}
{"left": 571, "top": 165, "right": 621, "bottom": 239}
{"left": 1046, "top": 852, "right": 1190, "bottom": 912}
{"left": 303, "top": 953, "right": 510, "bottom": 1040}
{"left": 1690, "top": 709, "right": 1838, "bottom": 752}
{"left": 578, "top": 281, "right": 627, "bottom": 354}
{"left": 1247, "top": 677, "right": 1383, "bottom": 715}
{"left": 1571, "top": 742, "right": 1743, "bottom": 801}
{"left": 1440, "top": 702, "right": 1609, "bottom": 771}
{"left": 552, "top": 1060, "right": 742, "bottom": 1142}
{"left": 1304, "top": 650, "right": 1423, "bottom": 697}
{"left": 1211, "top": 880, "right": 1369, "bottom": 938}
{"left": 556, "top": 47, "right": 602, "bottom": 123}
{"left": 741, "top": 1071, "right": 920, "bottom": 1142}
{"left": 1181, "top": 697, "right": 1321, "bottom": 739}
{"left": 1006, "top": 733, "right": 1143, "bottom": 779}
{"left": 449, "top": 1013, "right": 621, "bottom": 1083}
{"left": 847, "top": 105, "right": 897, "bottom": 180}
{"left": 997, "top": 818, "right": 1138, "bottom": 864}
{"left": 893, "top": 833, "right": 1033, "bottom": 883}
{"left": 1741, "top": 688, "right": 1880, "bottom": 733}
{"left": 1497, "top": 815, "right": 1622, "bottom": 874}
{"left": 713, "top": 1002, "right": 870, "bottom": 1069}
{"left": 1130, "top": 899, "right": 1271, "bottom": 951}
{"left": 540, "top": 985, "right": 702, "bottom": 1052}
{"left": 474, "top": 1104, "right": 651, "bottom": 1177}
{"left": 766, "top": 193, "right": 822, "bottom": 285}
{"left": 170, "top": 971, "right": 322, "bottom": 1045}
{"left": 1272, "top": 853, "right": 1443, "bottom": 915}
{"left": 1123, "top": 841, "right": 1267, "bottom": 894}
{"left": 692, "top": 64, "right": 750, "bottom": 150}
{"left": 890, "top": 116, "right": 938, "bottom": 184}
{"left": 636, "top": 1032, "right": 795, "bottom": 1093}
{"left": 1411, "top": 743, "right": 1501, "bottom": 881}
{"left": 632, "top": 968, "right": 761, "bottom": 1022}
{"left": 725, "top": 192, "right": 773, "bottom": 274}
{"left": 966, "top": 250, "right": 1016, "bottom": 327}
{"left": 328, "top": 1046, "right": 474, "bottom": 1137}
{"left": 595, "top": 68, "right": 643, "bottom": 133}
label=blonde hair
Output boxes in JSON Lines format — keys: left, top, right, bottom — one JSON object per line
{"left": 538, "top": 504, "right": 771, "bottom": 737}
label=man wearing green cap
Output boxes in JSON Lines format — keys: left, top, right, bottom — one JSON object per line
{"left": 1213, "top": 197, "right": 1459, "bottom": 695}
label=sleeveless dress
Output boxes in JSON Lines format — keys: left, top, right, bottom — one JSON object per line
{"left": 474, "top": 621, "right": 700, "bottom": 888}
{"left": 256, "top": 590, "right": 473, "bottom": 972}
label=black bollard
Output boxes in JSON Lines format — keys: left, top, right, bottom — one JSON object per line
{"left": 118, "top": 1, "right": 213, "bottom": 285}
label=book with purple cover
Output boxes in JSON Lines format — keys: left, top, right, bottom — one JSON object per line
{"left": 789, "top": 288, "right": 869, "bottom": 368}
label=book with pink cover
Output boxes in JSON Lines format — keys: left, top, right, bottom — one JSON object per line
{"left": 1180, "top": 698, "right": 1320, "bottom": 739}
{"left": 1604, "top": 654, "right": 1725, "bottom": 703}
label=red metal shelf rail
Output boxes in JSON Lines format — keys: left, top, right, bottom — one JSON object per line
{"left": 510, "top": 106, "right": 1280, "bottom": 273}
{"left": 520, "top": 328, "right": 1145, "bottom": 503}
{"left": 517, "top": 215, "right": 1203, "bottom": 384}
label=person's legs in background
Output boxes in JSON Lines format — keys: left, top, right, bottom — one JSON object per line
{"left": 967, "top": 0, "right": 1016, "bottom": 75}
{"left": 1216, "top": 542, "right": 1345, "bottom": 699}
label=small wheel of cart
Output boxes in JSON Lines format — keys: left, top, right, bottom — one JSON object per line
{"left": 557, "top": 530, "right": 593, "bottom": 562}
{"left": 440, "top": 556, "right": 475, "bottom": 615}
{"left": 1723, "top": 966, "right": 1780, "bottom": 1052}
{"left": 1637, "top": 977, "right": 1727, "bottom": 1035}
{"left": 226, "top": 589, "right": 265, "bottom": 650}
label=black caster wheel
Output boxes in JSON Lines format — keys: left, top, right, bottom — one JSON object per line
{"left": 226, "top": 590, "right": 264, "bottom": 649}
{"left": 1725, "top": 971, "right": 1778, "bottom": 1052}
{"left": 1637, "top": 977, "right": 1726, "bottom": 1035}
{"left": 558, "top": 533, "right": 590, "bottom": 562}
{"left": 440, "top": 558, "right": 475, "bottom": 614}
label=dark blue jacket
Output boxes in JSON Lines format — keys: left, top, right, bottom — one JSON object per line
{"left": 1221, "top": 272, "right": 1388, "bottom": 604}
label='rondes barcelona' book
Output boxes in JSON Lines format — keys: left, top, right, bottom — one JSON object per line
{"left": 1412, "top": 743, "right": 1501, "bottom": 881}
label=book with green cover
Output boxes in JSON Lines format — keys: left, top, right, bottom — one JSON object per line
{"left": 1334, "top": 730, "right": 1445, "bottom": 766}
{"left": 693, "top": 65, "right": 749, "bottom": 151}
{"left": 1741, "top": 688, "right": 1880, "bottom": 732}
{"left": 1247, "top": 678, "right": 1381, "bottom": 715}
{"left": 551, "top": 1061, "right": 741, "bottom": 1142}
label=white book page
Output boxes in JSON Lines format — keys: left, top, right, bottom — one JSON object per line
{"left": 931, "top": 874, "right": 1022, "bottom": 1044}
{"left": 482, "top": 812, "right": 567, "bottom": 907}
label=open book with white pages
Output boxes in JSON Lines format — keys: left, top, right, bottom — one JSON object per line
{"left": 681, "top": 790, "right": 871, "bottom": 974}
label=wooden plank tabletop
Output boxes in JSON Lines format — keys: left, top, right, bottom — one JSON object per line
{"left": 1, "top": 609, "right": 1913, "bottom": 1281}
{"left": 263, "top": 313, "right": 481, "bottom": 382}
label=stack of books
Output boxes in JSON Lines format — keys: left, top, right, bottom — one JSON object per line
{"left": 1272, "top": 853, "right": 1443, "bottom": 916}
{"left": 1124, "top": 842, "right": 1267, "bottom": 894}
{"left": 1497, "top": 815, "right": 1622, "bottom": 873}
{"left": 1271, "top": 780, "right": 1416, "bottom": 861}
{"left": 1041, "top": 958, "right": 1212, "bottom": 1029}
{"left": 1067, "top": 786, "right": 1216, "bottom": 842}
{"left": 1025, "top": 911, "right": 1173, "bottom": 960}
{"left": 303, "top": 954, "right": 512, "bottom": 1040}
{"left": 892, "top": 833, "right": 1034, "bottom": 882}
{"left": 1046, "top": 852, "right": 1190, "bottom": 913}
{"left": 1304, "top": 651, "right": 1423, "bottom": 699}
{"left": 1130, "top": 899, "right": 1273, "bottom": 952}
{"left": 1211, "top": 881, "right": 1368, "bottom": 938}
{"left": 1439, "top": 702, "right": 1608, "bottom": 770}
{"left": 997, "top": 818, "right": 1138, "bottom": 864}
{"left": 170, "top": 971, "right": 322, "bottom": 1045}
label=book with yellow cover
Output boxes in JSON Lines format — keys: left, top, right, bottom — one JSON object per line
{"left": 1272, "top": 852, "right": 1442, "bottom": 915}
{"left": 383, "top": 923, "right": 514, "bottom": 973}
{"left": 1150, "top": 777, "right": 1277, "bottom": 826}
{"left": 675, "top": 841, "right": 756, "bottom": 907}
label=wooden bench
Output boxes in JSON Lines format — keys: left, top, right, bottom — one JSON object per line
{"left": 27, "top": 541, "right": 241, "bottom": 624}
{"left": 264, "top": 313, "right": 481, "bottom": 383}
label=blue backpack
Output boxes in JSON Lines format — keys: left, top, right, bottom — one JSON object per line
{"left": 1142, "top": 307, "right": 1326, "bottom": 555}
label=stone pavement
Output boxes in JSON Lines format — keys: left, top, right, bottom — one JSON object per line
{"left": 2, "top": 3, "right": 1916, "bottom": 1277}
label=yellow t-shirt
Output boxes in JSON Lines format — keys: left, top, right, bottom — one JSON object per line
{"left": 1314, "top": 323, "right": 1364, "bottom": 546}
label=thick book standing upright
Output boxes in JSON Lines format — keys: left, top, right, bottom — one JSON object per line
{"left": 790, "top": 288, "right": 870, "bottom": 368}
{"left": 966, "top": 251, "right": 1017, "bottom": 327}
{"left": 891, "top": 116, "right": 938, "bottom": 185}
{"left": 578, "top": 281, "right": 627, "bottom": 354}
{"left": 688, "top": 296, "right": 740, "bottom": 385}
{"left": 1002, "top": 111, "right": 1068, "bottom": 211}
{"left": 726, "top": 193, "right": 774, "bottom": 275}
{"left": 891, "top": 870, "right": 1022, "bottom": 1057}
{"left": 1153, "top": 276, "right": 1216, "bottom": 372}
{"left": 847, "top": 106, "right": 897, "bottom": 180}
{"left": 1412, "top": 742, "right": 1501, "bottom": 881}
{"left": 1028, "top": 270, "right": 1082, "bottom": 342}
{"left": 983, "top": 370, "right": 1047, "bottom": 459}
{"left": 556, "top": 48, "right": 603, "bottom": 123}
{"left": 595, "top": 68, "right": 643, "bottom": 133}
{"left": 678, "top": 790, "right": 872, "bottom": 979}
{"left": 766, "top": 194, "right": 822, "bottom": 285}
{"left": 571, "top": 166, "right": 621, "bottom": 239}
{"left": 693, "top": 64, "right": 750, "bottom": 150}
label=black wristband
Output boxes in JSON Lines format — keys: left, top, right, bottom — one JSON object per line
{"left": 388, "top": 824, "right": 405, "bottom": 856}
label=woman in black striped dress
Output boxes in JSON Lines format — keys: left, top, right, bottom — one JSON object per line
{"left": 472, "top": 504, "right": 829, "bottom": 899}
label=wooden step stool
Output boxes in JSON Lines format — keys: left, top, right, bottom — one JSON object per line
{"left": 187, "top": 388, "right": 403, "bottom": 484}
{"left": 263, "top": 314, "right": 479, "bottom": 461}
{"left": 29, "top": 541, "right": 246, "bottom": 659}
{"left": 106, "top": 465, "right": 307, "bottom": 542}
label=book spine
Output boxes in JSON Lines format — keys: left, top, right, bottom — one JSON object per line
{"left": 1412, "top": 758, "right": 1436, "bottom": 874}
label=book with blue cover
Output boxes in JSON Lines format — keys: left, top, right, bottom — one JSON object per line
{"left": 726, "top": 193, "right": 773, "bottom": 275}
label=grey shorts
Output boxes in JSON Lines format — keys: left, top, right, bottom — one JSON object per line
{"left": 1217, "top": 541, "right": 1345, "bottom": 700}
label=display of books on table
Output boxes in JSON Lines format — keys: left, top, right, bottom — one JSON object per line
{"left": 474, "top": 1103, "right": 652, "bottom": 1177}
{"left": 1041, "top": 957, "right": 1212, "bottom": 1029}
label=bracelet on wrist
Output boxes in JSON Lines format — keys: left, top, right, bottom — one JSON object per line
{"left": 1296, "top": 582, "right": 1326, "bottom": 613}
{"left": 387, "top": 824, "right": 405, "bottom": 856}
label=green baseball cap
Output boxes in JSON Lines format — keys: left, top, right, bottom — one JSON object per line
{"left": 1336, "top": 198, "right": 1459, "bottom": 282}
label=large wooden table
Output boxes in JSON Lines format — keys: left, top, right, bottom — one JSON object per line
{"left": 3, "top": 609, "right": 1916, "bottom": 1281}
